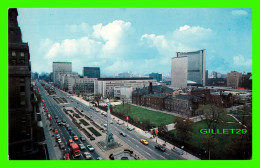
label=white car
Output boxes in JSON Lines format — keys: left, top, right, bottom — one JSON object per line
{"left": 83, "top": 152, "right": 92, "bottom": 160}
{"left": 78, "top": 143, "right": 86, "bottom": 150}
{"left": 86, "top": 145, "right": 94, "bottom": 152}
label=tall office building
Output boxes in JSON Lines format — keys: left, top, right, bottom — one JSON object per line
{"left": 8, "top": 8, "right": 34, "bottom": 159}
{"left": 53, "top": 62, "right": 72, "bottom": 85}
{"left": 176, "top": 50, "right": 206, "bottom": 86}
{"left": 171, "top": 57, "right": 188, "bottom": 88}
{"left": 149, "top": 73, "right": 162, "bottom": 82}
{"left": 82, "top": 67, "right": 100, "bottom": 78}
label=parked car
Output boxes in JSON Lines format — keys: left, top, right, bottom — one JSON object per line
{"left": 64, "top": 153, "right": 70, "bottom": 160}
{"left": 67, "top": 126, "right": 72, "bottom": 131}
{"left": 140, "top": 139, "right": 149, "bottom": 145}
{"left": 62, "top": 119, "right": 67, "bottom": 123}
{"left": 83, "top": 152, "right": 92, "bottom": 160}
{"left": 96, "top": 157, "right": 103, "bottom": 160}
{"left": 155, "top": 145, "right": 166, "bottom": 152}
{"left": 55, "top": 134, "right": 61, "bottom": 139}
{"left": 54, "top": 115, "right": 58, "bottom": 119}
{"left": 54, "top": 129, "right": 58, "bottom": 134}
{"left": 119, "top": 132, "right": 127, "bottom": 137}
{"left": 78, "top": 143, "right": 86, "bottom": 150}
{"left": 68, "top": 139, "right": 73, "bottom": 146}
{"left": 59, "top": 142, "right": 65, "bottom": 149}
{"left": 73, "top": 135, "right": 79, "bottom": 141}
{"left": 56, "top": 138, "right": 62, "bottom": 143}
{"left": 127, "top": 127, "right": 134, "bottom": 131}
{"left": 89, "top": 136, "right": 95, "bottom": 141}
{"left": 104, "top": 124, "right": 107, "bottom": 127}
{"left": 80, "top": 136, "right": 86, "bottom": 141}
{"left": 171, "top": 147, "right": 184, "bottom": 155}
{"left": 86, "top": 145, "right": 94, "bottom": 152}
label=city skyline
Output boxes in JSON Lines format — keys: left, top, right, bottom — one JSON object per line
{"left": 18, "top": 8, "right": 252, "bottom": 75}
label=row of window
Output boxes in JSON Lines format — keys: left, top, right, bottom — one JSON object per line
{"left": 11, "top": 51, "right": 25, "bottom": 57}
{"left": 10, "top": 59, "right": 25, "bottom": 65}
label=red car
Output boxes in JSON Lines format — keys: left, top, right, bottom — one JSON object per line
{"left": 54, "top": 129, "right": 58, "bottom": 134}
{"left": 68, "top": 139, "right": 73, "bottom": 146}
{"left": 64, "top": 153, "right": 70, "bottom": 160}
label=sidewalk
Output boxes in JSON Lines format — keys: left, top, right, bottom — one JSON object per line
{"left": 72, "top": 96, "right": 200, "bottom": 160}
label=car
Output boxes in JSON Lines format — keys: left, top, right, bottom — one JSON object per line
{"left": 171, "top": 147, "right": 184, "bottom": 155}
{"left": 73, "top": 135, "right": 78, "bottom": 141}
{"left": 68, "top": 139, "right": 73, "bottom": 145}
{"left": 54, "top": 115, "right": 58, "bottom": 119}
{"left": 65, "top": 124, "right": 70, "bottom": 128}
{"left": 67, "top": 126, "right": 72, "bottom": 131}
{"left": 119, "top": 132, "right": 127, "bottom": 137}
{"left": 96, "top": 157, "right": 103, "bottom": 160}
{"left": 78, "top": 143, "right": 86, "bottom": 150}
{"left": 56, "top": 134, "right": 61, "bottom": 139}
{"left": 80, "top": 136, "right": 86, "bottom": 141}
{"left": 54, "top": 129, "right": 58, "bottom": 134}
{"left": 56, "top": 138, "right": 62, "bottom": 143}
{"left": 155, "top": 145, "right": 166, "bottom": 152}
{"left": 127, "top": 127, "right": 134, "bottom": 131}
{"left": 59, "top": 142, "right": 65, "bottom": 149}
{"left": 89, "top": 136, "right": 95, "bottom": 141}
{"left": 56, "top": 119, "right": 61, "bottom": 123}
{"left": 140, "top": 139, "right": 149, "bottom": 145}
{"left": 81, "top": 110, "right": 83, "bottom": 112}
{"left": 101, "top": 112, "right": 105, "bottom": 115}
{"left": 83, "top": 152, "right": 92, "bottom": 160}
{"left": 64, "top": 153, "right": 70, "bottom": 160}
{"left": 70, "top": 131, "right": 75, "bottom": 136}
{"left": 103, "top": 124, "right": 107, "bottom": 127}
{"left": 62, "top": 119, "right": 67, "bottom": 123}
{"left": 86, "top": 145, "right": 94, "bottom": 151}
{"left": 104, "top": 114, "right": 107, "bottom": 117}
{"left": 71, "top": 100, "right": 73, "bottom": 102}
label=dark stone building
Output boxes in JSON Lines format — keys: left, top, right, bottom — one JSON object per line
{"left": 240, "top": 72, "right": 252, "bottom": 90}
{"left": 8, "top": 8, "right": 45, "bottom": 159}
{"left": 207, "top": 78, "right": 227, "bottom": 87}
{"left": 82, "top": 67, "right": 100, "bottom": 78}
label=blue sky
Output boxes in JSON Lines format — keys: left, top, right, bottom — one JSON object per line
{"left": 17, "top": 8, "right": 252, "bottom": 75}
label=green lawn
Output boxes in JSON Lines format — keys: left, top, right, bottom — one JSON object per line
{"left": 170, "top": 116, "right": 242, "bottom": 159}
{"left": 114, "top": 105, "right": 176, "bottom": 126}
{"left": 88, "top": 127, "right": 101, "bottom": 137}
{"left": 79, "top": 119, "right": 89, "bottom": 126}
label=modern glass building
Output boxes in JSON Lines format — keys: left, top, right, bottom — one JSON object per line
{"left": 176, "top": 49, "right": 206, "bottom": 86}
{"left": 82, "top": 67, "right": 100, "bottom": 78}
{"left": 149, "top": 73, "right": 162, "bottom": 82}
{"left": 52, "top": 62, "right": 72, "bottom": 85}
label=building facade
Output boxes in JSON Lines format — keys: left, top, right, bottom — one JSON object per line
{"left": 53, "top": 62, "right": 72, "bottom": 85}
{"left": 176, "top": 49, "right": 206, "bottom": 86}
{"left": 227, "top": 71, "right": 242, "bottom": 88}
{"left": 8, "top": 8, "right": 35, "bottom": 159}
{"left": 149, "top": 73, "right": 162, "bottom": 82}
{"left": 94, "top": 78, "right": 156, "bottom": 98}
{"left": 171, "top": 57, "right": 188, "bottom": 88}
{"left": 82, "top": 67, "right": 100, "bottom": 78}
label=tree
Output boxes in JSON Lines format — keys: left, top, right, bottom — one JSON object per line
{"left": 236, "top": 104, "right": 252, "bottom": 127}
{"left": 94, "top": 93, "right": 102, "bottom": 106}
{"left": 201, "top": 134, "right": 218, "bottom": 160}
{"left": 123, "top": 103, "right": 131, "bottom": 116}
{"left": 174, "top": 117, "right": 194, "bottom": 145}
{"left": 197, "top": 104, "right": 227, "bottom": 131}
{"left": 225, "top": 120, "right": 252, "bottom": 159}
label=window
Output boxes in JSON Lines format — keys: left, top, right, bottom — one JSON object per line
{"left": 20, "top": 59, "right": 25, "bottom": 64}
{"left": 20, "top": 78, "right": 25, "bottom": 83}
{"left": 12, "top": 51, "right": 16, "bottom": 56}
{"left": 20, "top": 52, "right": 24, "bottom": 57}
{"left": 20, "top": 86, "right": 25, "bottom": 92}
{"left": 11, "top": 60, "right": 16, "bottom": 65}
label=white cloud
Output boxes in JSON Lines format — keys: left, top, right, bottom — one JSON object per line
{"left": 232, "top": 10, "right": 248, "bottom": 16}
{"left": 233, "top": 55, "right": 252, "bottom": 67}
{"left": 93, "top": 20, "right": 131, "bottom": 53}
{"left": 140, "top": 25, "right": 211, "bottom": 63}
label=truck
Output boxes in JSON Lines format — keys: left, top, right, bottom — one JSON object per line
{"left": 70, "top": 143, "right": 81, "bottom": 157}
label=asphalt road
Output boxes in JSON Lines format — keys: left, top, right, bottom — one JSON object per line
{"left": 39, "top": 80, "right": 184, "bottom": 160}
{"left": 37, "top": 80, "right": 100, "bottom": 160}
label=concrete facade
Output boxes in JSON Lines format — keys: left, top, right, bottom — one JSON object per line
{"left": 171, "top": 57, "right": 188, "bottom": 88}
{"left": 53, "top": 62, "right": 72, "bottom": 85}
{"left": 94, "top": 78, "right": 156, "bottom": 98}
{"left": 227, "top": 71, "right": 242, "bottom": 88}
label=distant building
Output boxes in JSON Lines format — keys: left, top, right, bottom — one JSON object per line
{"left": 118, "top": 72, "right": 131, "bottom": 78}
{"left": 175, "top": 49, "right": 206, "bottom": 86}
{"left": 171, "top": 57, "right": 188, "bottom": 88}
{"left": 82, "top": 67, "right": 100, "bottom": 78}
{"left": 53, "top": 62, "right": 72, "bottom": 85}
{"left": 114, "top": 86, "right": 133, "bottom": 101}
{"left": 240, "top": 72, "right": 252, "bottom": 90}
{"left": 149, "top": 73, "right": 162, "bottom": 82}
{"left": 227, "top": 71, "right": 242, "bottom": 88}
{"left": 207, "top": 78, "right": 227, "bottom": 87}
{"left": 94, "top": 78, "right": 156, "bottom": 98}
{"left": 8, "top": 8, "right": 41, "bottom": 159}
